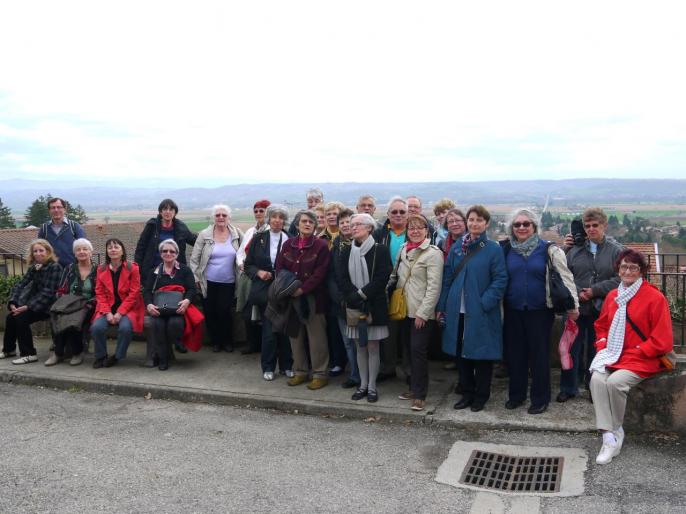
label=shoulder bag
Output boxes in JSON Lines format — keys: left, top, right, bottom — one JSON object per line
{"left": 546, "top": 243, "right": 576, "bottom": 314}
{"left": 388, "top": 247, "right": 422, "bottom": 321}
{"left": 626, "top": 308, "right": 677, "bottom": 371}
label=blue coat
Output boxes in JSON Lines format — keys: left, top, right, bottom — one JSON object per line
{"left": 436, "top": 233, "right": 508, "bottom": 360}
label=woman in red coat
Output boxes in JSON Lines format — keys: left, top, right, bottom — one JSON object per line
{"left": 589, "top": 249, "right": 673, "bottom": 465}
{"left": 90, "top": 238, "right": 145, "bottom": 368}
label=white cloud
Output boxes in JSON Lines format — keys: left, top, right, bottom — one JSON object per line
{"left": 1, "top": 0, "right": 685, "bottom": 183}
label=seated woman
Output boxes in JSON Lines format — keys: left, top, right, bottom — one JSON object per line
{"left": 91, "top": 238, "right": 145, "bottom": 368}
{"left": 190, "top": 204, "right": 243, "bottom": 353}
{"left": 1, "top": 239, "right": 62, "bottom": 364}
{"left": 275, "top": 209, "right": 331, "bottom": 390}
{"left": 589, "top": 249, "right": 673, "bottom": 465}
{"left": 339, "top": 213, "right": 392, "bottom": 403}
{"left": 392, "top": 215, "right": 444, "bottom": 411}
{"left": 144, "top": 239, "right": 197, "bottom": 370}
{"left": 46, "top": 238, "right": 97, "bottom": 366}
{"left": 244, "top": 205, "right": 293, "bottom": 380}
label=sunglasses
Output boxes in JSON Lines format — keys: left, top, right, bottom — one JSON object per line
{"left": 513, "top": 221, "right": 532, "bottom": 228}
{"left": 390, "top": 210, "right": 407, "bottom": 215}
{"left": 161, "top": 249, "right": 177, "bottom": 254}
{"left": 254, "top": 208, "right": 265, "bottom": 213}
{"left": 584, "top": 223, "right": 600, "bottom": 229}
{"left": 215, "top": 213, "right": 228, "bottom": 218}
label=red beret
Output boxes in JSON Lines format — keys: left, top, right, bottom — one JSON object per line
{"left": 254, "top": 199, "right": 271, "bottom": 209}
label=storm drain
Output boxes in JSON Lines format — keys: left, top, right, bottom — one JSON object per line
{"left": 459, "top": 450, "right": 563, "bottom": 493}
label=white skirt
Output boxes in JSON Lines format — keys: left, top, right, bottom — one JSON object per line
{"left": 345, "top": 325, "right": 389, "bottom": 341}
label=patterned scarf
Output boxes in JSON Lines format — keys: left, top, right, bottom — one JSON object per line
{"left": 589, "top": 278, "right": 643, "bottom": 373}
{"left": 461, "top": 233, "right": 473, "bottom": 254}
{"left": 510, "top": 234, "right": 540, "bottom": 258}
{"left": 348, "top": 235, "right": 375, "bottom": 289}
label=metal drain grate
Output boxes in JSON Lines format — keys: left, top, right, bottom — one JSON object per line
{"left": 460, "top": 450, "right": 563, "bottom": 493}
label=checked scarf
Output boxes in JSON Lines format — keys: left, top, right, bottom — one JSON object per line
{"left": 589, "top": 277, "right": 643, "bottom": 373}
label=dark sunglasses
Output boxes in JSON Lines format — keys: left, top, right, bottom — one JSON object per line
{"left": 513, "top": 221, "right": 532, "bottom": 228}
{"left": 584, "top": 223, "right": 600, "bottom": 229}
{"left": 390, "top": 210, "right": 407, "bottom": 215}
{"left": 254, "top": 208, "right": 265, "bottom": 213}
{"left": 161, "top": 249, "right": 177, "bottom": 254}
{"left": 215, "top": 213, "right": 228, "bottom": 218}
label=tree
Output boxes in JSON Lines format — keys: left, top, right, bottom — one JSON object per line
{"left": 23, "top": 193, "right": 89, "bottom": 227}
{"left": 608, "top": 215, "right": 619, "bottom": 226}
{"left": 0, "top": 197, "right": 16, "bottom": 229}
{"left": 622, "top": 214, "right": 631, "bottom": 227}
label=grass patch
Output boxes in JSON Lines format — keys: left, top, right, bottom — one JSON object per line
{"left": 67, "top": 385, "right": 83, "bottom": 394}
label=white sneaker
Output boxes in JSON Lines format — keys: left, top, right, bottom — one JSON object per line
{"left": 285, "top": 370, "right": 295, "bottom": 378}
{"left": 596, "top": 442, "right": 620, "bottom": 465}
{"left": 614, "top": 427, "right": 625, "bottom": 453}
{"left": 12, "top": 355, "right": 38, "bottom": 365}
{"left": 263, "top": 371, "right": 275, "bottom": 381}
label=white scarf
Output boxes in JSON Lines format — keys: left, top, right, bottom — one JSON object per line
{"left": 348, "top": 236, "right": 375, "bottom": 289}
{"left": 589, "top": 278, "right": 643, "bottom": 373}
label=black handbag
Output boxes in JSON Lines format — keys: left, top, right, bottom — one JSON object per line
{"left": 154, "top": 290, "right": 183, "bottom": 317}
{"left": 248, "top": 279, "right": 270, "bottom": 307}
{"left": 546, "top": 243, "right": 575, "bottom": 313}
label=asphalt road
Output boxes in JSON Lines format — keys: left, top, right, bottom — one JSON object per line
{"left": 1, "top": 383, "right": 684, "bottom": 513}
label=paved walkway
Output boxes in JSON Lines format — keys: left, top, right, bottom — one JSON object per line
{"left": 0, "top": 335, "right": 597, "bottom": 432}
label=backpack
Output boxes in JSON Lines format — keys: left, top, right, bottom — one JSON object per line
{"left": 39, "top": 219, "right": 79, "bottom": 240}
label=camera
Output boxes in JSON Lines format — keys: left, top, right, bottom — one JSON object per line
{"left": 570, "top": 219, "right": 586, "bottom": 246}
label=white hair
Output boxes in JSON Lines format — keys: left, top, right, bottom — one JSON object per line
{"left": 386, "top": 196, "right": 408, "bottom": 212}
{"left": 506, "top": 208, "right": 541, "bottom": 237}
{"left": 211, "top": 204, "right": 231, "bottom": 217}
{"left": 72, "top": 238, "right": 93, "bottom": 252}
{"left": 351, "top": 213, "right": 376, "bottom": 230}
{"left": 158, "top": 238, "right": 180, "bottom": 254}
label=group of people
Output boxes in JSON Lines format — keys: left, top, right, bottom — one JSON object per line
{"left": 1, "top": 193, "right": 675, "bottom": 466}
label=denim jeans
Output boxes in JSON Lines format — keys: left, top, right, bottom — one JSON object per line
{"left": 559, "top": 313, "right": 597, "bottom": 395}
{"left": 337, "top": 317, "right": 359, "bottom": 383}
{"left": 91, "top": 314, "right": 133, "bottom": 360}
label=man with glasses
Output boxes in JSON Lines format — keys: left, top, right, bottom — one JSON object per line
{"left": 558, "top": 207, "right": 623, "bottom": 403}
{"left": 372, "top": 196, "right": 410, "bottom": 381}
{"left": 38, "top": 197, "right": 86, "bottom": 266}
{"left": 356, "top": 194, "right": 382, "bottom": 230}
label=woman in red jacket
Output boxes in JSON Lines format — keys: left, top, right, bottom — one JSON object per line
{"left": 589, "top": 249, "right": 673, "bottom": 465}
{"left": 91, "top": 238, "right": 145, "bottom": 368}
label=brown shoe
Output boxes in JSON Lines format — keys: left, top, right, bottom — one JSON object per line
{"left": 306, "top": 378, "right": 328, "bottom": 390}
{"left": 287, "top": 375, "right": 308, "bottom": 386}
{"left": 411, "top": 399, "right": 425, "bottom": 411}
{"left": 398, "top": 391, "right": 413, "bottom": 400}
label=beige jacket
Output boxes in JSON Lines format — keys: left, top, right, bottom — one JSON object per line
{"left": 390, "top": 239, "right": 444, "bottom": 320}
{"left": 547, "top": 244, "right": 579, "bottom": 310}
{"left": 190, "top": 224, "right": 243, "bottom": 298}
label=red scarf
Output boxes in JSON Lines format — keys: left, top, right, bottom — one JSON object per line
{"left": 405, "top": 241, "right": 422, "bottom": 252}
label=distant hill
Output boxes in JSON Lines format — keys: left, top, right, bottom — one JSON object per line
{"left": 1, "top": 178, "right": 685, "bottom": 211}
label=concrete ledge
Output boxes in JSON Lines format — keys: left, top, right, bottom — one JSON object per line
{"left": 625, "top": 370, "right": 686, "bottom": 435}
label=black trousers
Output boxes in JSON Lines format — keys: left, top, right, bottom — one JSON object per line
{"left": 151, "top": 316, "right": 185, "bottom": 365}
{"left": 3, "top": 310, "right": 49, "bottom": 356}
{"left": 409, "top": 319, "right": 434, "bottom": 400}
{"left": 503, "top": 307, "right": 554, "bottom": 407}
{"left": 53, "top": 328, "right": 86, "bottom": 357}
{"left": 203, "top": 281, "right": 235, "bottom": 349}
{"left": 456, "top": 314, "right": 494, "bottom": 406}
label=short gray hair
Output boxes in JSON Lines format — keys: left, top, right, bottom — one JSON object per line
{"left": 506, "top": 208, "right": 541, "bottom": 237}
{"left": 306, "top": 188, "right": 324, "bottom": 201}
{"left": 158, "top": 238, "right": 180, "bottom": 254}
{"left": 211, "top": 204, "right": 231, "bottom": 218}
{"left": 295, "top": 209, "right": 317, "bottom": 226}
{"left": 267, "top": 204, "right": 289, "bottom": 223}
{"left": 387, "top": 196, "right": 408, "bottom": 213}
{"left": 351, "top": 213, "right": 376, "bottom": 230}
{"left": 357, "top": 194, "right": 376, "bottom": 206}
{"left": 72, "top": 238, "right": 93, "bottom": 253}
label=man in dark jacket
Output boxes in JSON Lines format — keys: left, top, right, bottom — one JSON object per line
{"left": 558, "top": 207, "right": 623, "bottom": 402}
{"left": 134, "top": 199, "right": 197, "bottom": 286}
{"left": 38, "top": 197, "right": 86, "bottom": 266}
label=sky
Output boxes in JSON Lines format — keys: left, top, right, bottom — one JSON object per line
{"left": 1, "top": 0, "right": 685, "bottom": 186}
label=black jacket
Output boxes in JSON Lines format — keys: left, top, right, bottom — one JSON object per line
{"left": 134, "top": 216, "right": 197, "bottom": 284}
{"left": 338, "top": 242, "right": 392, "bottom": 326}
{"left": 9, "top": 261, "right": 62, "bottom": 314}
{"left": 244, "top": 230, "right": 288, "bottom": 308}
{"left": 143, "top": 263, "right": 196, "bottom": 305}
{"left": 327, "top": 235, "right": 351, "bottom": 318}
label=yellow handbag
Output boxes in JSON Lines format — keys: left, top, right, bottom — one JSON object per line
{"left": 388, "top": 249, "right": 420, "bottom": 321}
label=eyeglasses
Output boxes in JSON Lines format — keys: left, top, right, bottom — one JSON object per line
{"left": 300, "top": 219, "right": 315, "bottom": 225}
{"left": 390, "top": 210, "right": 407, "bottom": 215}
{"left": 408, "top": 226, "right": 427, "bottom": 232}
{"left": 253, "top": 208, "right": 265, "bottom": 213}
{"left": 350, "top": 223, "right": 364, "bottom": 228}
{"left": 584, "top": 223, "right": 600, "bottom": 229}
{"left": 447, "top": 219, "right": 465, "bottom": 225}
{"left": 513, "top": 221, "right": 532, "bottom": 229}
{"left": 161, "top": 249, "right": 177, "bottom": 254}
{"left": 215, "top": 213, "right": 228, "bottom": 218}
{"left": 619, "top": 264, "right": 640, "bottom": 273}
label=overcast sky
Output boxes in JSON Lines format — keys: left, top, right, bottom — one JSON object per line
{"left": 1, "top": 1, "right": 685, "bottom": 186}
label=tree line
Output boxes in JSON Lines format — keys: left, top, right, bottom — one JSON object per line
{"left": 0, "top": 194, "right": 88, "bottom": 229}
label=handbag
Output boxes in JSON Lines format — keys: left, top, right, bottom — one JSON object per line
{"left": 154, "top": 290, "right": 184, "bottom": 317}
{"left": 546, "top": 243, "right": 576, "bottom": 314}
{"left": 388, "top": 245, "right": 422, "bottom": 321}
{"left": 50, "top": 294, "right": 90, "bottom": 334}
{"left": 346, "top": 307, "right": 372, "bottom": 327}
{"left": 626, "top": 309, "right": 677, "bottom": 371}
{"left": 558, "top": 318, "right": 579, "bottom": 370}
